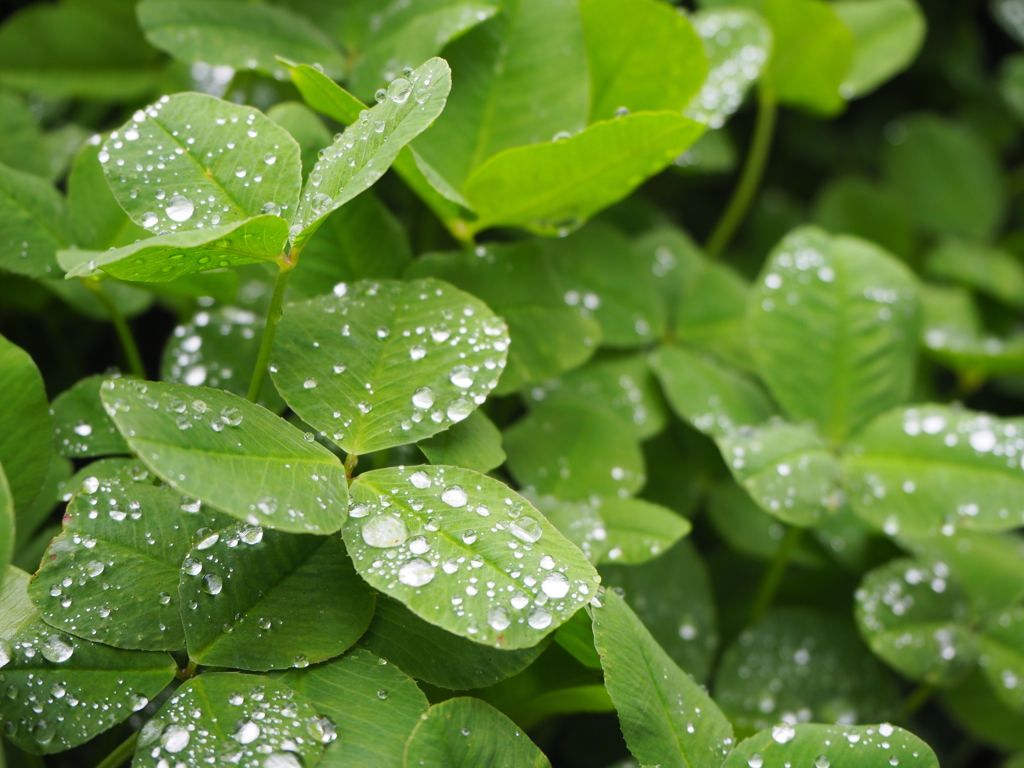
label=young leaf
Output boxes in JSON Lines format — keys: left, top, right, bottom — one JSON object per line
{"left": 100, "top": 379, "right": 349, "bottom": 534}
{"left": 0, "top": 566, "right": 177, "bottom": 755}
{"left": 845, "top": 405, "right": 1024, "bottom": 536}
{"left": 925, "top": 238, "right": 1024, "bottom": 309}
{"left": 721, "top": 723, "right": 939, "bottom": 768}
{"left": 180, "top": 524, "right": 374, "bottom": 670}
{"left": 273, "top": 647, "right": 429, "bottom": 768}
{"left": 272, "top": 278, "right": 509, "bottom": 456}
{"left": 51, "top": 374, "right": 129, "bottom": 458}
{"left": 131, "top": 671, "right": 327, "bottom": 767}
{"left": 68, "top": 140, "right": 151, "bottom": 251}
{"left": 0, "top": 334, "right": 53, "bottom": 510}
{"left": 748, "top": 226, "right": 919, "bottom": 444}
{"left": 360, "top": 595, "right": 549, "bottom": 690}
{"left": 714, "top": 608, "right": 900, "bottom": 736}
{"left": 504, "top": 401, "right": 646, "bottom": 502}
{"left": 291, "top": 57, "right": 452, "bottom": 251}
{"left": 137, "top": 0, "right": 346, "bottom": 80}
{"left": 834, "top": 0, "right": 926, "bottom": 98}
{"left": 343, "top": 465, "right": 600, "bottom": 649}
{"left": 855, "top": 558, "right": 977, "bottom": 685}
{"left": 591, "top": 589, "right": 735, "bottom": 767}
{"left": 406, "top": 242, "right": 603, "bottom": 393}
{"left": 649, "top": 344, "right": 774, "bottom": 436}
{"left": 267, "top": 101, "right": 334, "bottom": 178}
{"left": 404, "top": 696, "right": 552, "bottom": 768}
{"left": 581, "top": 0, "right": 708, "bottom": 123}
{"left": 686, "top": 8, "right": 773, "bottom": 129}
{"left": 418, "top": 410, "right": 507, "bottom": 473}
{"left": 462, "top": 112, "right": 704, "bottom": 235}
{"left": 29, "top": 467, "right": 228, "bottom": 651}
{"left": 0, "top": 160, "right": 71, "bottom": 279}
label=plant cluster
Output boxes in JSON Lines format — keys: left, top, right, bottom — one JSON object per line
{"left": 2, "top": 0, "right": 1024, "bottom": 767}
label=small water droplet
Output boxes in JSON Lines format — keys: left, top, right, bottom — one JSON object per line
{"left": 166, "top": 195, "right": 194, "bottom": 222}
{"left": 361, "top": 516, "right": 408, "bottom": 548}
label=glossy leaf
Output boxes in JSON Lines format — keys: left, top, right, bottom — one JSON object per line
{"left": 504, "top": 401, "right": 645, "bottom": 502}
{"left": 344, "top": 465, "right": 600, "bottom": 649}
{"left": 51, "top": 374, "right": 129, "bottom": 458}
{"left": 581, "top": 0, "right": 707, "bottom": 123}
{"left": 0, "top": 160, "right": 70, "bottom": 279}
{"left": 404, "top": 696, "right": 552, "bottom": 768}
{"left": 0, "top": 465, "right": 12, "bottom": 578}
{"left": 274, "top": 647, "right": 429, "bottom": 768}
{"left": 0, "top": 91, "right": 49, "bottom": 178}
{"left": 834, "top": 0, "right": 926, "bottom": 98}
{"left": 979, "top": 605, "right": 1024, "bottom": 713}
{"left": 0, "top": 566, "right": 176, "bottom": 755}
{"left": 29, "top": 467, "right": 227, "bottom": 650}
{"left": 180, "top": 524, "right": 374, "bottom": 670}
{"left": 714, "top": 608, "right": 900, "bottom": 735}
{"left": 0, "top": 334, "right": 53, "bottom": 510}
{"left": 675, "top": 260, "right": 752, "bottom": 371}
{"left": 418, "top": 411, "right": 506, "bottom": 473}
{"left": 360, "top": 595, "right": 549, "bottom": 689}
{"left": 748, "top": 226, "right": 919, "bottom": 444}
{"left": 101, "top": 379, "right": 349, "bottom": 534}
{"left": 591, "top": 589, "right": 735, "bottom": 768}
{"left": 138, "top": 0, "right": 346, "bottom": 80}
{"left": 132, "top": 671, "right": 326, "bottom": 768}
{"left": 845, "top": 405, "right": 1024, "bottom": 536}
{"left": 462, "top": 112, "right": 704, "bottom": 235}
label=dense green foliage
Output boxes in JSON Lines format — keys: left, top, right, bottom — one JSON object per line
{"left": 3, "top": 0, "right": 1024, "bottom": 767}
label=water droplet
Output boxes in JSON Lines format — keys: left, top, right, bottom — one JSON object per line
{"left": 376, "top": 689, "right": 388, "bottom": 700}
{"left": 510, "top": 517, "right": 542, "bottom": 543}
{"left": 73, "top": 422, "right": 92, "bottom": 436}
{"left": 879, "top": 723, "right": 894, "bottom": 737}
{"left": 747, "top": 755, "right": 763, "bottom": 768}
{"left": 410, "top": 345, "right": 426, "bottom": 360}
{"left": 32, "top": 720, "right": 55, "bottom": 745}
{"left": 488, "top": 606, "right": 510, "bottom": 630}
{"left": 162, "top": 723, "right": 191, "bottom": 753}
{"left": 816, "top": 757, "right": 830, "bottom": 768}
{"left": 264, "top": 754, "right": 302, "bottom": 768}
{"left": 232, "top": 720, "right": 260, "bottom": 744}
{"left": 361, "top": 516, "right": 408, "bottom": 547}
{"left": 462, "top": 530, "right": 477, "bottom": 545}
{"left": 303, "top": 377, "right": 318, "bottom": 389}
{"left": 264, "top": 153, "right": 277, "bottom": 164}
{"left": 261, "top": 201, "right": 281, "bottom": 216}
{"left": 183, "top": 557, "right": 202, "bottom": 576}
{"left": 772, "top": 723, "right": 795, "bottom": 744}
{"left": 442, "top": 486, "right": 468, "bottom": 507}
{"left": 235, "top": 167, "right": 247, "bottom": 178}
{"left": 202, "top": 574, "right": 223, "bottom": 595}
{"left": 447, "top": 398, "right": 473, "bottom": 422}
{"left": 240, "top": 525, "right": 263, "bottom": 545}
{"left": 528, "top": 608, "right": 552, "bottom": 630}
{"left": 142, "top": 212, "right": 159, "bottom": 229}
{"left": 0, "top": 640, "right": 11, "bottom": 669}
{"left": 410, "top": 471, "right": 431, "bottom": 489}
{"left": 388, "top": 78, "right": 413, "bottom": 103}
{"left": 450, "top": 365, "right": 474, "bottom": 388}
{"left": 166, "top": 195, "right": 194, "bottom": 222}
{"left": 541, "top": 572, "right": 570, "bottom": 598}
{"left": 412, "top": 387, "right": 434, "bottom": 408}
{"left": 41, "top": 635, "right": 74, "bottom": 663}
{"left": 398, "top": 558, "right": 435, "bottom": 586}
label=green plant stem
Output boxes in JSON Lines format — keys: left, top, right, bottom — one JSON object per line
{"left": 749, "top": 525, "right": 802, "bottom": 624}
{"left": 902, "top": 682, "right": 934, "bottom": 718}
{"left": 83, "top": 279, "right": 145, "bottom": 378}
{"left": 704, "top": 85, "right": 778, "bottom": 259}
{"left": 94, "top": 731, "right": 138, "bottom": 768}
{"left": 344, "top": 453, "right": 358, "bottom": 479}
{"left": 247, "top": 260, "right": 295, "bottom": 403}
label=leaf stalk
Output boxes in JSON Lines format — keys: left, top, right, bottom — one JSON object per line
{"left": 246, "top": 257, "right": 295, "bottom": 403}
{"left": 83, "top": 278, "right": 146, "bottom": 378}
{"left": 748, "top": 524, "right": 802, "bottom": 625}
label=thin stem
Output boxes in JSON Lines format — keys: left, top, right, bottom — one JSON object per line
{"left": 93, "top": 731, "right": 138, "bottom": 768}
{"left": 344, "top": 453, "right": 358, "bottom": 479}
{"left": 749, "top": 525, "right": 802, "bottom": 625}
{"left": 902, "top": 682, "right": 934, "bottom": 718}
{"left": 83, "top": 279, "right": 145, "bottom": 378}
{"left": 247, "top": 260, "right": 295, "bottom": 403}
{"left": 704, "top": 85, "right": 778, "bottom": 259}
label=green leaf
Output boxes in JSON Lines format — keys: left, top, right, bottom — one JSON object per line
{"left": 591, "top": 589, "right": 735, "bottom": 768}
{"left": 554, "top": 608, "right": 602, "bottom": 670}
{"left": 714, "top": 608, "right": 900, "bottom": 736}
{"left": 523, "top": 353, "right": 668, "bottom": 441}
{"left": 68, "top": 140, "right": 150, "bottom": 252}
{"left": 286, "top": 193, "right": 412, "bottom": 300}
{"left": 855, "top": 557, "right": 977, "bottom": 685}
{"left": 29, "top": 467, "right": 228, "bottom": 651}
{"left": 42, "top": 123, "right": 90, "bottom": 183}
{"left": 180, "top": 525, "right": 374, "bottom": 670}
{"left": 504, "top": 401, "right": 645, "bottom": 502}
{"left": 101, "top": 379, "right": 349, "bottom": 534}
{"left": 404, "top": 696, "right": 552, "bottom": 768}
{"left": 0, "top": 465, "right": 12, "bottom": 578}
{"left": 748, "top": 226, "right": 919, "bottom": 444}
{"left": 979, "top": 605, "right": 1024, "bottom": 713}
{"left": 122, "top": 269, "right": 239, "bottom": 304}
{"left": 675, "top": 260, "right": 753, "bottom": 371}
{"left": 834, "top": 0, "right": 926, "bottom": 98}
{"left": 845, "top": 404, "right": 1024, "bottom": 536}
{"left": 360, "top": 594, "right": 549, "bottom": 689}
{"left": 717, "top": 420, "right": 846, "bottom": 527}
{"left": 462, "top": 112, "right": 704, "bottom": 235}
{"left": 406, "top": 242, "right": 602, "bottom": 393}
{"left": 630, "top": 225, "right": 708, "bottom": 316}
{"left": 600, "top": 538, "right": 718, "bottom": 683}
{"left": 0, "top": 566, "right": 176, "bottom": 755}
{"left": 883, "top": 114, "right": 1004, "bottom": 241}
{"left": 272, "top": 278, "right": 509, "bottom": 456}
{"left": 650, "top": 344, "right": 774, "bottom": 436}
{"left": 761, "top": 0, "right": 856, "bottom": 114}
{"left": 941, "top": 669, "right": 1024, "bottom": 752}
{"left": 0, "top": 1, "right": 163, "bottom": 100}
{"left": 58, "top": 457, "right": 147, "bottom": 505}
{"left": 686, "top": 8, "right": 773, "bottom": 129}
{"left": 418, "top": 411, "right": 506, "bottom": 473}
{"left": 674, "top": 127, "right": 739, "bottom": 174}
{"left": 812, "top": 176, "right": 914, "bottom": 260}
{"left": 51, "top": 374, "right": 129, "bottom": 458}
{"left": 0, "top": 91, "right": 49, "bottom": 178}
{"left": 581, "top": 0, "right": 707, "bottom": 123}
{"left": 344, "top": 465, "right": 600, "bottom": 649}
{"left": 137, "top": 0, "right": 346, "bottom": 80}
{"left": 412, "top": 0, "right": 590, "bottom": 195}
{"left": 0, "top": 160, "right": 71, "bottom": 279}
{"left": 131, "top": 671, "right": 328, "bottom": 767}
{"left": 59, "top": 214, "right": 290, "bottom": 282}
{"left": 0, "top": 334, "right": 53, "bottom": 511}
{"left": 273, "top": 647, "right": 429, "bottom": 768}
{"left": 267, "top": 101, "right": 333, "bottom": 178}
{"left": 344, "top": 0, "right": 501, "bottom": 102}
{"left": 925, "top": 238, "right": 1024, "bottom": 309}
{"left": 1001, "top": 53, "right": 1024, "bottom": 123}
{"left": 291, "top": 57, "right": 452, "bottom": 251}
{"left": 721, "top": 722, "right": 938, "bottom": 768}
